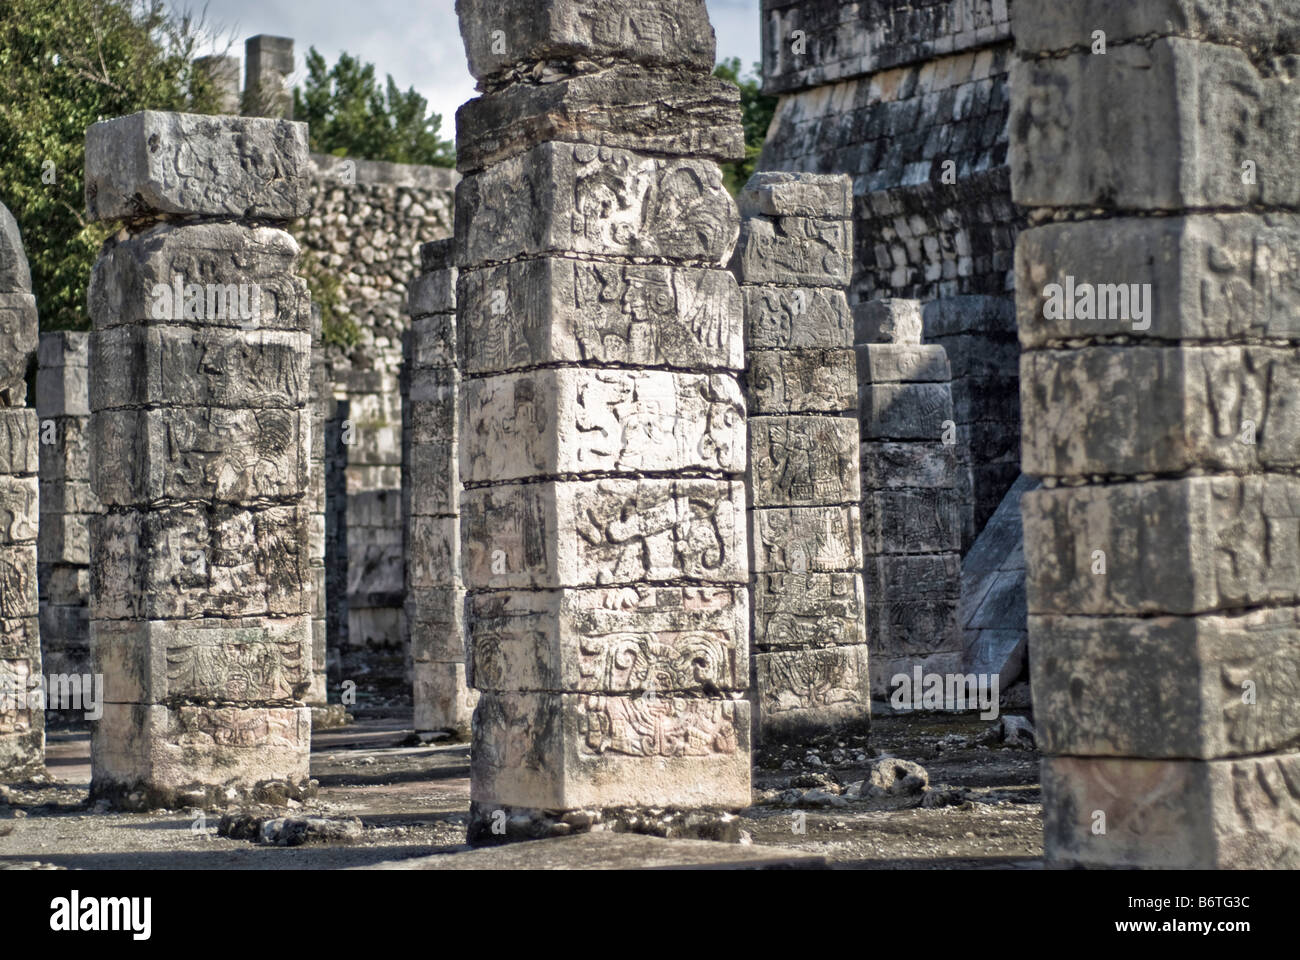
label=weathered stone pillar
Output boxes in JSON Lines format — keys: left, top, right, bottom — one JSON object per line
{"left": 36, "top": 332, "right": 100, "bottom": 679}
{"left": 307, "top": 312, "right": 348, "bottom": 729}
{"left": 853, "top": 299, "right": 963, "bottom": 696}
{"left": 455, "top": 0, "right": 751, "bottom": 842}
{"left": 1013, "top": 2, "right": 1300, "bottom": 867}
{"left": 403, "top": 239, "right": 473, "bottom": 739}
{"left": 0, "top": 201, "right": 42, "bottom": 778}
{"left": 243, "top": 35, "right": 294, "bottom": 120}
{"left": 194, "top": 54, "right": 242, "bottom": 115}
{"left": 733, "top": 172, "right": 870, "bottom": 741}
{"left": 85, "top": 111, "right": 315, "bottom": 807}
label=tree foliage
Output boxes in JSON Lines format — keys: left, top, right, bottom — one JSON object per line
{"left": 0, "top": 0, "right": 222, "bottom": 330}
{"left": 713, "top": 57, "right": 778, "bottom": 196}
{"left": 292, "top": 48, "right": 454, "bottom": 168}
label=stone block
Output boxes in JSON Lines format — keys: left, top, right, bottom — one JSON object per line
{"left": 456, "top": 142, "right": 738, "bottom": 267}
{"left": 854, "top": 299, "right": 923, "bottom": 345}
{"left": 407, "top": 369, "right": 458, "bottom": 445}
{"left": 471, "top": 691, "right": 751, "bottom": 811}
{"left": 456, "top": 0, "right": 715, "bottom": 79}
{"left": 38, "top": 479, "right": 98, "bottom": 516}
{"left": 1031, "top": 608, "right": 1300, "bottom": 759}
{"left": 91, "top": 703, "right": 311, "bottom": 796}
{"left": 90, "top": 326, "right": 310, "bottom": 410}
{"left": 0, "top": 410, "right": 38, "bottom": 475}
{"left": 867, "top": 599, "right": 962, "bottom": 658}
{"left": 462, "top": 369, "right": 746, "bottom": 483}
{"left": 0, "top": 616, "right": 39, "bottom": 659}
{"left": 860, "top": 441, "right": 958, "bottom": 490}
{"left": 85, "top": 111, "right": 310, "bottom": 221}
{"left": 0, "top": 545, "right": 38, "bottom": 618}
{"left": 408, "top": 315, "right": 457, "bottom": 370}
{"left": 89, "top": 505, "right": 310, "bottom": 621}
{"left": 468, "top": 586, "right": 747, "bottom": 694}
{"left": 88, "top": 223, "right": 309, "bottom": 332}
{"left": 0, "top": 292, "right": 37, "bottom": 403}
{"left": 754, "top": 645, "right": 871, "bottom": 739}
{"left": 1041, "top": 753, "right": 1300, "bottom": 869}
{"left": 35, "top": 363, "right": 89, "bottom": 418}
{"left": 856, "top": 344, "right": 951, "bottom": 383}
{"left": 1013, "top": 0, "right": 1300, "bottom": 55}
{"left": 1022, "top": 345, "right": 1300, "bottom": 477}
{"left": 413, "top": 660, "right": 476, "bottom": 736}
{"left": 456, "top": 67, "right": 743, "bottom": 173}
{"left": 864, "top": 554, "right": 961, "bottom": 604}
{"left": 751, "top": 572, "right": 866, "bottom": 650}
{"left": 861, "top": 487, "right": 961, "bottom": 554}
{"left": 744, "top": 286, "right": 852, "bottom": 350}
{"left": 91, "top": 616, "right": 312, "bottom": 704}
{"left": 408, "top": 268, "right": 457, "bottom": 319}
{"left": 406, "top": 441, "right": 457, "bottom": 517}
{"left": 38, "top": 513, "right": 89, "bottom": 567}
{"left": 1023, "top": 476, "right": 1300, "bottom": 616}
{"left": 1016, "top": 214, "right": 1300, "bottom": 346}
{"left": 462, "top": 479, "right": 747, "bottom": 590}
{"left": 0, "top": 202, "right": 31, "bottom": 292}
{"left": 737, "top": 171, "right": 853, "bottom": 219}
{"left": 859, "top": 383, "right": 953, "bottom": 440}
{"left": 91, "top": 407, "right": 311, "bottom": 506}
{"left": 0, "top": 475, "right": 37, "bottom": 545}
{"left": 732, "top": 215, "right": 851, "bottom": 287}
{"left": 749, "top": 415, "right": 859, "bottom": 507}
{"left": 407, "top": 516, "right": 460, "bottom": 590}
{"left": 1011, "top": 40, "right": 1300, "bottom": 210}
{"left": 748, "top": 349, "right": 856, "bottom": 415}
{"left": 458, "top": 258, "right": 743, "bottom": 374}
{"left": 751, "top": 505, "right": 862, "bottom": 574}
{"left": 407, "top": 587, "right": 466, "bottom": 662}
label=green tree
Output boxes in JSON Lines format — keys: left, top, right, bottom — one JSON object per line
{"left": 293, "top": 48, "right": 454, "bottom": 167}
{"left": 713, "top": 57, "right": 778, "bottom": 195}
{"left": 0, "top": 0, "right": 221, "bottom": 330}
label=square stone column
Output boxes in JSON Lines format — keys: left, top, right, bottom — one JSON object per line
{"left": 84, "top": 111, "right": 315, "bottom": 808}
{"left": 0, "top": 201, "right": 42, "bottom": 779}
{"left": 1012, "top": 1, "right": 1300, "bottom": 867}
{"left": 36, "top": 331, "right": 101, "bottom": 681}
{"left": 853, "top": 299, "right": 963, "bottom": 696}
{"left": 732, "top": 172, "right": 870, "bottom": 742}
{"left": 455, "top": 0, "right": 751, "bottom": 843}
{"left": 403, "top": 239, "right": 474, "bottom": 739}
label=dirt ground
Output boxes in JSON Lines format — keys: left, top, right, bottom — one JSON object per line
{"left": 0, "top": 708, "right": 1043, "bottom": 869}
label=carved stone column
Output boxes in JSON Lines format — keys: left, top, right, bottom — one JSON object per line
{"left": 85, "top": 111, "right": 315, "bottom": 807}
{"left": 454, "top": 0, "right": 751, "bottom": 842}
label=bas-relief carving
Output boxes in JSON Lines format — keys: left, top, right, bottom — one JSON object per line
{"left": 578, "top": 696, "right": 740, "bottom": 758}
{"left": 751, "top": 417, "right": 857, "bottom": 506}
{"left": 461, "top": 259, "right": 741, "bottom": 373}
{"left": 464, "top": 370, "right": 744, "bottom": 480}
{"left": 462, "top": 143, "right": 738, "bottom": 265}
{"left": 166, "top": 408, "right": 304, "bottom": 501}
{"left": 754, "top": 573, "right": 864, "bottom": 650}
{"left": 169, "top": 705, "right": 303, "bottom": 749}
{"left": 165, "top": 631, "right": 305, "bottom": 701}
{"left": 753, "top": 506, "right": 861, "bottom": 574}
{"left": 759, "top": 648, "right": 867, "bottom": 715}
{"left": 0, "top": 659, "right": 31, "bottom": 733}
{"left": 0, "top": 478, "right": 37, "bottom": 542}
{"left": 0, "top": 549, "right": 35, "bottom": 618}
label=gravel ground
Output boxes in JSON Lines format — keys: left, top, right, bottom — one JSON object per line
{"left": 0, "top": 709, "right": 1043, "bottom": 870}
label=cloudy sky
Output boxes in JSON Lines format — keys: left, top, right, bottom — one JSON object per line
{"left": 182, "top": 0, "right": 762, "bottom": 143}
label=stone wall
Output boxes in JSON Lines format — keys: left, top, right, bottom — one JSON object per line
{"left": 758, "top": 0, "right": 1024, "bottom": 549}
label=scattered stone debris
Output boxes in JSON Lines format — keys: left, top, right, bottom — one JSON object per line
{"left": 218, "top": 814, "right": 364, "bottom": 846}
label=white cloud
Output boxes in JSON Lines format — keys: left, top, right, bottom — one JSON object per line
{"left": 181, "top": 0, "right": 761, "bottom": 144}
